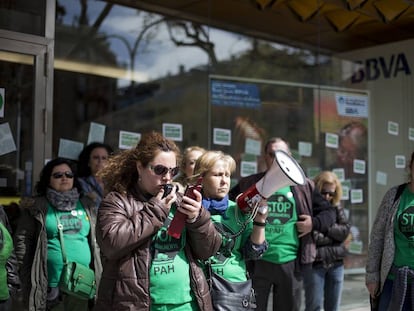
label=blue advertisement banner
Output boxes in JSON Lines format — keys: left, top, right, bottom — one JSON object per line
{"left": 210, "top": 80, "right": 261, "bottom": 108}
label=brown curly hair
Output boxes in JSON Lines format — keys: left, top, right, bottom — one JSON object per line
{"left": 99, "top": 131, "right": 181, "bottom": 194}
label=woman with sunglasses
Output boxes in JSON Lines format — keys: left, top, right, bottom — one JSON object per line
{"left": 95, "top": 131, "right": 222, "bottom": 311}
{"left": 14, "top": 157, "right": 102, "bottom": 311}
{"left": 302, "top": 170, "right": 350, "bottom": 311}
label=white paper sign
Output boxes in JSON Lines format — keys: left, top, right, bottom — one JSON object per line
{"left": 350, "top": 189, "right": 363, "bottom": 204}
{"left": 332, "top": 168, "right": 345, "bottom": 182}
{"left": 213, "top": 128, "right": 231, "bottom": 146}
{"left": 325, "top": 133, "right": 338, "bottom": 148}
{"left": 409, "top": 128, "right": 414, "bottom": 141}
{"left": 388, "top": 121, "right": 399, "bottom": 136}
{"left": 376, "top": 171, "right": 387, "bottom": 185}
{"left": 119, "top": 131, "right": 141, "bottom": 149}
{"left": 87, "top": 122, "right": 106, "bottom": 144}
{"left": 353, "top": 159, "right": 366, "bottom": 174}
{"left": 245, "top": 138, "right": 261, "bottom": 156}
{"left": 240, "top": 161, "right": 257, "bottom": 177}
{"left": 298, "top": 141, "right": 312, "bottom": 157}
{"left": 163, "top": 123, "right": 182, "bottom": 141}
{"left": 341, "top": 185, "right": 350, "bottom": 200}
{"left": 0, "top": 122, "right": 17, "bottom": 155}
{"left": 335, "top": 93, "right": 368, "bottom": 118}
{"left": 58, "top": 139, "right": 84, "bottom": 160}
{"left": 395, "top": 155, "right": 406, "bottom": 168}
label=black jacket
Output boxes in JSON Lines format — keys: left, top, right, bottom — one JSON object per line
{"left": 313, "top": 205, "right": 350, "bottom": 268}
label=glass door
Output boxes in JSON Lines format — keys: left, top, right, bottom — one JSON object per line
{"left": 0, "top": 35, "right": 50, "bottom": 216}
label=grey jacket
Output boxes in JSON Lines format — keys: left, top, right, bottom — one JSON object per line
{"left": 14, "top": 196, "right": 102, "bottom": 311}
{"left": 365, "top": 183, "right": 406, "bottom": 293}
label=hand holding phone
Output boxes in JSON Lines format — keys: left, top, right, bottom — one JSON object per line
{"left": 167, "top": 178, "right": 202, "bottom": 239}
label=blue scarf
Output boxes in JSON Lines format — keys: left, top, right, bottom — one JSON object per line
{"left": 202, "top": 195, "right": 229, "bottom": 217}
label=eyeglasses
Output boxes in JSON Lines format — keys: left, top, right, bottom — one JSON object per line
{"left": 321, "top": 191, "right": 336, "bottom": 197}
{"left": 149, "top": 165, "right": 179, "bottom": 177}
{"left": 52, "top": 171, "right": 74, "bottom": 179}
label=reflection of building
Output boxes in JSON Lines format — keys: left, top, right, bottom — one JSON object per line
{"left": 2, "top": 1, "right": 414, "bottom": 276}
{"left": 53, "top": 24, "right": 119, "bottom": 154}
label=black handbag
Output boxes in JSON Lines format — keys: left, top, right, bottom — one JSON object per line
{"left": 207, "top": 262, "right": 256, "bottom": 311}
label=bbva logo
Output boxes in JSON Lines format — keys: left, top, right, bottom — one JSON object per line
{"left": 351, "top": 53, "right": 411, "bottom": 83}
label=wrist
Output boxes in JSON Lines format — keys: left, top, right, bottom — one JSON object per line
{"left": 186, "top": 210, "right": 201, "bottom": 223}
{"left": 253, "top": 220, "right": 267, "bottom": 227}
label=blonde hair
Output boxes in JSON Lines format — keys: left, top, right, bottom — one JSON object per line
{"left": 190, "top": 150, "right": 236, "bottom": 183}
{"left": 180, "top": 146, "right": 206, "bottom": 171}
{"left": 175, "top": 146, "right": 206, "bottom": 187}
{"left": 314, "top": 170, "right": 343, "bottom": 206}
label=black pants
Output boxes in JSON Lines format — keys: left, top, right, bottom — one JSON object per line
{"left": 252, "top": 259, "right": 302, "bottom": 311}
{"left": 0, "top": 298, "right": 11, "bottom": 311}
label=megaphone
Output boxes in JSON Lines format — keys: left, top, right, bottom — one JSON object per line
{"left": 236, "top": 150, "right": 306, "bottom": 213}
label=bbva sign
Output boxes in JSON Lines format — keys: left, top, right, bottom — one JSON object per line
{"left": 351, "top": 53, "right": 411, "bottom": 83}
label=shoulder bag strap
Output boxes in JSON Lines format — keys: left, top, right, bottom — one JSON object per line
{"left": 54, "top": 210, "right": 68, "bottom": 264}
{"left": 393, "top": 183, "right": 406, "bottom": 205}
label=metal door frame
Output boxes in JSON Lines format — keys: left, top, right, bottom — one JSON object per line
{"left": 0, "top": 28, "right": 54, "bottom": 193}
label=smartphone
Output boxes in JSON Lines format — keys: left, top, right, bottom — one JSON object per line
{"left": 183, "top": 183, "right": 202, "bottom": 200}
{"left": 162, "top": 184, "right": 176, "bottom": 198}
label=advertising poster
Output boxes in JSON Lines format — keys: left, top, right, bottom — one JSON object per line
{"left": 314, "top": 89, "right": 369, "bottom": 269}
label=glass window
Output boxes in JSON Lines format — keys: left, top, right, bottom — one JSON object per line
{"left": 0, "top": 50, "right": 35, "bottom": 216}
{"left": 0, "top": 0, "right": 46, "bottom": 36}
{"left": 55, "top": 1, "right": 368, "bottom": 271}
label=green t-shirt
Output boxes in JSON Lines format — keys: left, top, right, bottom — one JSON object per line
{"left": 45, "top": 203, "right": 91, "bottom": 287}
{"left": 150, "top": 206, "right": 194, "bottom": 307}
{"left": 393, "top": 187, "right": 414, "bottom": 269}
{"left": 0, "top": 222, "right": 13, "bottom": 300}
{"left": 208, "top": 200, "right": 252, "bottom": 282}
{"left": 261, "top": 186, "right": 299, "bottom": 264}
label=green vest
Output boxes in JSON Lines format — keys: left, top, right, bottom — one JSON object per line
{"left": 0, "top": 222, "right": 13, "bottom": 300}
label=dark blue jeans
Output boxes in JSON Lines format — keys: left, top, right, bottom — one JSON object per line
{"left": 303, "top": 264, "right": 344, "bottom": 311}
{"left": 378, "top": 278, "right": 413, "bottom": 311}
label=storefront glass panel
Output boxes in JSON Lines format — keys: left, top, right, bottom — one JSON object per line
{"left": 55, "top": 1, "right": 368, "bottom": 271}
{"left": 0, "top": 50, "right": 35, "bottom": 227}
{"left": 0, "top": 1, "right": 46, "bottom": 36}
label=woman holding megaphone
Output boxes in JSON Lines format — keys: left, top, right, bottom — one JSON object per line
{"left": 192, "top": 150, "right": 269, "bottom": 311}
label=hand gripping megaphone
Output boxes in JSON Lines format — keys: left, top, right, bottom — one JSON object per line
{"left": 236, "top": 150, "right": 306, "bottom": 213}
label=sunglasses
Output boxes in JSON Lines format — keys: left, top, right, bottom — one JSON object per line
{"left": 149, "top": 164, "right": 179, "bottom": 177}
{"left": 52, "top": 171, "right": 74, "bottom": 179}
{"left": 321, "top": 191, "right": 336, "bottom": 197}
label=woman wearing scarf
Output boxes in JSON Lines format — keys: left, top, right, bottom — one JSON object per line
{"left": 192, "top": 151, "right": 269, "bottom": 310}
{"left": 14, "top": 157, "right": 102, "bottom": 311}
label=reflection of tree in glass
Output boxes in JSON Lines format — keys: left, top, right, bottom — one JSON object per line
{"left": 167, "top": 21, "right": 218, "bottom": 66}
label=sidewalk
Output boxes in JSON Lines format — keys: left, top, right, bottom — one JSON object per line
{"left": 340, "top": 274, "right": 370, "bottom": 311}
{"left": 267, "top": 273, "right": 370, "bottom": 311}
